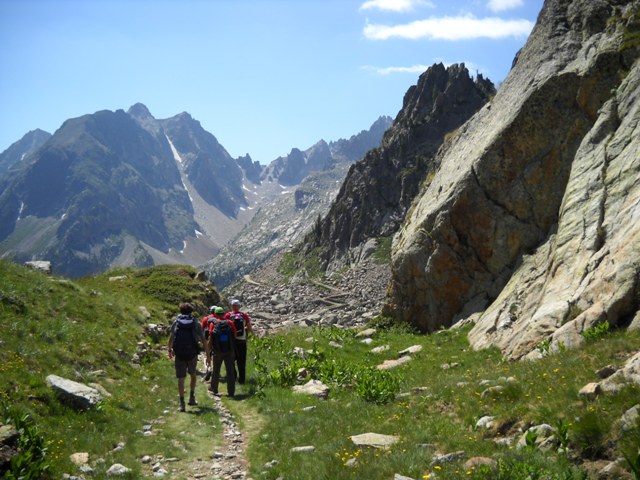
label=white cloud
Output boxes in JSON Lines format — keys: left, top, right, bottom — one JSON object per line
{"left": 363, "top": 15, "right": 534, "bottom": 40}
{"left": 487, "top": 0, "right": 524, "bottom": 12}
{"left": 362, "top": 64, "right": 432, "bottom": 75}
{"left": 359, "top": 0, "right": 434, "bottom": 13}
{"left": 363, "top": 60, "right": 486, "bottom": 76}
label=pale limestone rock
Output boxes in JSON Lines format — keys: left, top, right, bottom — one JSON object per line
{"left": 46, "top": 375, "right": 103, "bottom": 410}
{"left": 106, "top": 463, "right": 131, "bottom": 476}
{"left": 290, "top": 446, "right": 315, "bottom": 453}
{"left": 350, "top": 432, "right": 399, "bottom": 448}
{"left": 70, "top": 452, "right": 89, "bottom": 465}
{"left": 578, "top": 382, "right": 601, "bottom": 400}
{"left": 383, "top": 0, "right": 640, "bottom": 359}
{"left": 355, "top": 328, "right": 377, "bottom": 338}
{"left": 399, "top": 345, "right": 422, "bottom": 355}
{"left": 600, "top": 351, "right": 640, "bottom": 392}
{"left": 620, "top": 404, "right": 640, "bottom": 432}
{"left": 377, "top": 356, "right": 412, "bottom": 370}
{"left": 292, "top": 379, "right": 329, "bottom": 400}
{"left": 371, "top": 345, "right": 390, "bottom": 353}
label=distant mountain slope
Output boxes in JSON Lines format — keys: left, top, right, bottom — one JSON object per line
{"left": 0, "top": 129, "right": 51, "bottom": 175}
{"left": 0, "top": 104, "right": 391, "bottom": 279}
{"left": 205, "top": 116, "right": 392, "bottom": 288}
{"left": 0, "top": 108, "right": 206, "bottom": 277}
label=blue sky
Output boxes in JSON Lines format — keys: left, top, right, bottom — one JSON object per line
{"left": 0, "top": 0, "right": 543, "bottom": 166}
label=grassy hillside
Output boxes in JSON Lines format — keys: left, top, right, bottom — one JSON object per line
{"left": 2, "top": 259, "right": 639, "bottom": 479}
{"left": 0, "top": 261, "right": 222, "bottom": 479}
{"left": 231, "top": 323, "right": 640, "bottom": 479}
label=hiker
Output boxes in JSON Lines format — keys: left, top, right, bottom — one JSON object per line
{"left": 208, "top": 306, "right": 237, "bottom": 397}
{"left": 201, "top": 306, "right": 217, "bottom": 382}
{"left": 168, "top": 302, "right": 207, "bottom": 412}
{"left": 225, "top": 299, "right": 252, "bottom": 385}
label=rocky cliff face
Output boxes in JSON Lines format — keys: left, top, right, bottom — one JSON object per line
{"left": 385, "top": 0, "right": 640, "bottom": 359}
{"left": 302, "top": 63, "right": 495, "bottom": 270}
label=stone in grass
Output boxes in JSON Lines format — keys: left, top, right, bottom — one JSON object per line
{"left": 290, "top": 446, "right": 315, "bottom": 453}
{"left": 399, "top": 345, "right": 422, "bottom": 356}
{"left": 292, "top": 379, "right": 329, "bottom": 400}
{"left": 355, "top": 328, "right": 377, "bottom": 338}
{"left": 377, "top": 356, "right": 412, "bottom": 370}
{"left": 350, "top": 432, "right": 399, "bottom": 449}
{"left": 620, "top": 404, "right": 639, "bottom": 432}
{"left": 429, "top": 451, "right": 466, "bottom": 467}
{"left": 394, "top": 474, "right": 416, "bottom": 480}
{"left": 46, "top": 375, "right": 103, "bottom": 410}
{"left": 371, "top": 345, "right": 390, "bottom": 353}
{"left": 106, "top": 463, "right": 131, "bottom": 476}
{"left": 70, "top": 452, "right": 89, "bottom": 465}
{"left": 578, "top": 382, "right": 601, "bottom": 400}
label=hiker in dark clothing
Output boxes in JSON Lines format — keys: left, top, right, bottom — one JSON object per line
{"left": 225, "top": 299, "right": 252, "bottom": 384}
{"left": 208, "top": 306, "right": 237, "bottom": 397}
{"left": 168, "top": 302, "right": 207, "bottom": 412}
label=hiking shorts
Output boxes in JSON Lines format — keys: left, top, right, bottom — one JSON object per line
{"left": 174, "top": 356, "right": 198, "bottom": 378}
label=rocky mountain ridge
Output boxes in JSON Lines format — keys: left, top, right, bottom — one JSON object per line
{"left": 205, "top": 116, "right": 393, "bottom": 289}
{"left": 0, "top": 129, "right": 51, "bottom": 176}
{"left": 0, "top": 105, "right": 389, "bottom": 278}
{"left": 301, "top": 63, "right": 496, "bottom": 273}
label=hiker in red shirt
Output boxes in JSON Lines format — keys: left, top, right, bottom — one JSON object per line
{"left": 201, "top": 306, "right": 217, "bottom": 381}
{"left": 207, "top": 306, "right": 237, "bottom": 397}
{"left": 225, "top": 299, "right": 252, "bottom": 385}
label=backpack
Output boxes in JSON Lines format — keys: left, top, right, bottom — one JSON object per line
{"left": 229, "top": 312, "right": 246, "bottom": 340}
{"left": 204, "top": 315, "right": 216, "bottom": 340}
{"left": 172, "top": 315, "right": 199, "bottom": 360}
{"left": 211, "top": 319, "right": 233, "bottom": 354}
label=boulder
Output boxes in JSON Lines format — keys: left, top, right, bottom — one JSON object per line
{"left": 46, "top": 375, "right": 103, "bottom": 410}
{"left": 578, "top": 382, "right": 601, "bottom": 401}
{"left": 292, "top": 379, "right": 329, "bottom": 400}
{"left": 600, "top": 352, "right": 640, "bottom": 392}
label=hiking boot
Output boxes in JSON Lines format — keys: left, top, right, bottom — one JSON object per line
{"left": 188, "top": 395, "right": 198, "bottom": 406}
{"left": 179, "top": 401, "right": 186, "bottom": 412}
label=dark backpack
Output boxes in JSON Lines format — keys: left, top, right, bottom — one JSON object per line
{"left": 229, "top": 312, "right": 246, "bottom": 340}
{"left": 172, "top": 315, "right": 199, "bottom": 360}
{"left": 211, "top": 319, "right": 233, "bottom": 354}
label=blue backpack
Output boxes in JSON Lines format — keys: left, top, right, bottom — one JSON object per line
{"left": 211, "top": 319, "right": 233, "bottom": 354}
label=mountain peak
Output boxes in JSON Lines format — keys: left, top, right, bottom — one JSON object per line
{"left": 127, "top": 103, "right": 154, "bottom": 120}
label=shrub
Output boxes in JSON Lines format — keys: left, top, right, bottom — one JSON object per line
{"left": 581, "top": 321, "right": 610, "bottom": 341}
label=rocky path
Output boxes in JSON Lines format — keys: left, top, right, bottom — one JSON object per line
{"left": 204, "top": 392, "right": 249, "bottom": 480}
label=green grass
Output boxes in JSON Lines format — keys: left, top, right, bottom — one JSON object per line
{"left": 0, "top": 260, "right": 221, "bottom": 479}
{"left": 226, "top": 323, "right": 640, "bottom": 480}
{"left": 3, "top": 259, "right": 640, "bottom": 479}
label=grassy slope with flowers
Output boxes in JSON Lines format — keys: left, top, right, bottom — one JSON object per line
{"left": 229, "top": 320, "right": 640, "bottom": 479}
{"left": 2, "top": 259, "right": 640, "bottom": 479}
{"left": 0, "top": 260, "right": 222, "bottom": 479}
